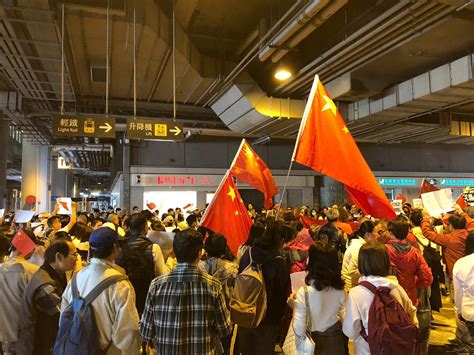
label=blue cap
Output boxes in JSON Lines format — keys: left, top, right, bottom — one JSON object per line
{"left": 89, "top": 226, "right": 118, "bottom": 249}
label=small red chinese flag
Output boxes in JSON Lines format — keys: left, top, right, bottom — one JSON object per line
{"left": 420, "top": 179, "right": 440, "bottom": 195}
{"left": 12, "top": 228, "right": 36, "bottom": 256}
{"left": 300, "top": 215, "right": 326, "bottom": 228}
{"left": 230, "top": 139, "right": 279, "bottom": 210}
{"left": 200, "top": 172, "right": 253, "bottom": 255}
{"left": 395, "top": 193, "right": 407, "bottom": 204}
{"left": 456, "top": 194, "right": 469, "bottom": 211}
{"left": 292, "top": 75, "right": 396, "bottom": 220}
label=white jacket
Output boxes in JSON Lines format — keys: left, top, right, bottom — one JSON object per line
{"left": 293, "top": 284, "right": 345, "bottom": 335}
{"left": 453, "top": 253, "right": 474, "bottom": 321}
{"left": 342, "top": 275, "right": 418, "bottom": 355}
{"left": 341, "top": 237, "right": 365, "bottom": 289}
{"left": 61, "top": 258, "right": 140, "bottom": 354}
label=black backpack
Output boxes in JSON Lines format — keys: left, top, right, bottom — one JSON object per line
{"left": 116, "top": 239, "right": 154, "bottom": 314}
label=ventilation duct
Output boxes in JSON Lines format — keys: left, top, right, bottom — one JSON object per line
{"left": 348, "top": 54, "right": 474, "bottom": 123}
{"left": 210, "top": 83, "right": 305, "bottom": 137}
{"left": 211, "top": 75, "right": 354, "bottom": 137}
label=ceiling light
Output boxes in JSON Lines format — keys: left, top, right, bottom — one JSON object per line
{"left": 274, "top": 68, "right": 292, "bottom": 81}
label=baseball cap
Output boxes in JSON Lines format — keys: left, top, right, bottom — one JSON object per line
{"left": 89, "top": 227, "right": 118, "bottom": 249}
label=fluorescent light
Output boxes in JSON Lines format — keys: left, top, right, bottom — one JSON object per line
{"left": 274, "top": 68, "right": 292, "bottom": 81}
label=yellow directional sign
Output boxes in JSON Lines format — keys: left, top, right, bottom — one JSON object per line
{"left": 52, "top": 117, "right": 116, "bottom": 138}
{"left": 126, "top": 119, "right": 184, "bottom": 141}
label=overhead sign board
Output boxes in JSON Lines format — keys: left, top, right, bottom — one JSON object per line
{"left": 126, "top": 119, "right": 183, "bottom": 141}
{"left": 52, "top": 117, "right": 116, "bottom": 138}
{"left": 378, "top": 178, "right": 418, "bottom": 187}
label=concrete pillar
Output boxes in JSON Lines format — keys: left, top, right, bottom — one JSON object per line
{"left": 50, "top": 156, "right": 70, "bottom": 198}
{"left": 197, "top": 191, "right": 206, "bottom": 209}
{"left": 319, "top": 176, "right": 347, "bottom": 207}
{"left": 21, "top": 140, "right": 51, "bottom": 212}
{"left": 0, "top": 119, "right": 7, "bottom": 209}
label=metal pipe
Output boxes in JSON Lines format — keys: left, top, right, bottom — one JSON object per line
{"left": 275, "top": 0, "right": 413, "bottom": 93}
{"left": 292, "top": 1, "right": 444, "bottom": 95}
{"left": 106, "top": 0, "right": 110, "bottom": 115}
{"left": 61, "top": 2, "right": 65, "bottom": 115}
{"left": 259, "top": 0, "right": 329, "bottom": 62}
{"left": 172, "top": 0, "right": 176, "bottom": 120}
{"left": 270, "top": 0, "right": 348, "bottom": 63}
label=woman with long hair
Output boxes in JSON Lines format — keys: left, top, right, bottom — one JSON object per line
{"left": 292, "top": 241, "right": 346, "bottom": 355}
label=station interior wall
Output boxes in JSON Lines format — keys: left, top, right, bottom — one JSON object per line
{"left": 127, "top": 136, "right": 474, "bottom": 174}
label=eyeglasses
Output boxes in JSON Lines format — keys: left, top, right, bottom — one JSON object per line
{"left": 69, "top": 252, "right": 79, "bottom": 258}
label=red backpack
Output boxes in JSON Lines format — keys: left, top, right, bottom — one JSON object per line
{"left": 359, "top": 281, "right": 419, "bottom": 355}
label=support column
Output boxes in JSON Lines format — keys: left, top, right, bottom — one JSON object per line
{"left": 21, "top": 140, "right": 51, "bottom": 212}
{"left": 122, "top": 137, "right": 131, "bottom": 210}
{"left": 0, "top": 119, "right": 7, "bottom": 209}
{"left": 50, "top": 155, "right": 70, "bottom": 198}
{"left": 319, "top": 176, "right": 347, "bottom": 207}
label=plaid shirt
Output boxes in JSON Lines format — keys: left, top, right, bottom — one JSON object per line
{"left": 140, "top": 263, "right": 232, "bottom": 354}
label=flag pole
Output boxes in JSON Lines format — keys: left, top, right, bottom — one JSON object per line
{"left": 230, "top": 138, "right": 246, "bottom": 170}
{"left": 275, "top": 160, "right": 295, "bottom": 219}
{"left": 276, "top": 75, "right": 320, "bottom": 219}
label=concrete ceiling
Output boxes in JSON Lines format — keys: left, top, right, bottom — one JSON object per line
{"left": 0, "top": 0, "right": 473, "bottom": 151}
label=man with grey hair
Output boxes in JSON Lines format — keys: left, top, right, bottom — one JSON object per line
{"left": 455, "top": 204, "right": 474, "bottom": 232}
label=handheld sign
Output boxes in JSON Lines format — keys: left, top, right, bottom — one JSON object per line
{"left": 14, "top": 210, "right": 36, "bottom": 224}
{"left": 57, "top": 198, "right": 72, "bottom": 215}
{"left": 421, "top": 188, "right": 454, "bottom": 216}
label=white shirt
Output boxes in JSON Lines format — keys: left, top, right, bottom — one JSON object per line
{"left": 341, "top": 237, "right": 365, "bottom": 289}
{"left": 343, "top": 275, "right": 418, "bottom": 355}
{"left": 293, "top": 284, "right": 345, "bottom": 335}
{"left": 61, "top": 258, "right": 140, "bottom": 354}
{"left": 453, "top": 253, "right": 474, "bottom": 321}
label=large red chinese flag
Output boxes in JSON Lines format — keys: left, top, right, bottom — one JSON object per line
{"left": 293, "top": 75, "right": 396, "bottom": 219}
{"left": 12, "top": 228, "right": 36, "bottom": 256}
{"left": 420, "top": 179, "right": 440, "bottom": 195}
{"left": 200, "top": 172, "right": 253, "bottom": 255}
{"left": 230, "top": 139, "right": 279, "bottom": 209}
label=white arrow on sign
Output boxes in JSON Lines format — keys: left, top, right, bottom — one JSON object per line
{"left": 99, "top": 122, "right": 113, "bottom": 133}
{"left": 170, "top": 126, "right": 182, "bottom": 136}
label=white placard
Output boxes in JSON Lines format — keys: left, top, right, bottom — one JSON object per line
{"left": 421, "top": 188, "right": 454, "bottom": 216}
{"left": 391, "top": 200, "right": 403, "bottom": 215}
{"left": 0, "top": 208, "right": 4, "bottom": 218}
{"left": 290, "top": 271, "right": 307, "bottom": 294}
{"left": 57, "top": 197, "right": 72, "bottom": 215}
{"left": 412, "top": 198, "right": 423, "bottom": 209}
{"left": 14, "top": 210, "right": 35, "bottom": 223}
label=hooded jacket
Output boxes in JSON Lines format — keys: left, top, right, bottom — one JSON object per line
{"left": 386, "top": 239, "right": 433, "bottom": 306}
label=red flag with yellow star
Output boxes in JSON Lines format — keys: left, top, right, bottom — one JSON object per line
{"left": 230, "top": 139, "right": 279, "bottom": 209}
{"left": 292, "top": 75, "right": 396, "bottom": 219}
{"left": 200, "top": 172, "right": 253, "bottom": 255}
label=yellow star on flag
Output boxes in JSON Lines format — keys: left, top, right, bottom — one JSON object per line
{"left": 234, "top": 210, "right": 240, "bottom": 216}
{"left": 227, "top": 185, "right": 236, "bottom": 202}
{"left": 342, "top": 126, "right": 349, "bottom": 134}
{"left": 321, "top": 95, "right": 337, "bottom": 116}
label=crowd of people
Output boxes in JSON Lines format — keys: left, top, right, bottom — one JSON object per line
{"left": 0, "top": 200, "right": 473, "bottom": 355}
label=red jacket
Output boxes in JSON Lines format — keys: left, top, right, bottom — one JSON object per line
{"left": 421, "top": 219, "right": 468, "bottom": 277}
{"left": 463, "top": 212, "right": 474, "bottom": 232}
{"left": 386, "top": 239, "right": 433, "bottom": 307}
